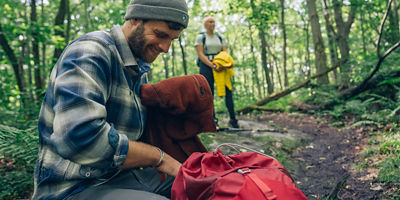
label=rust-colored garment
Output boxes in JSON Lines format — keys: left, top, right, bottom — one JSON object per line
{"left": 140, "top": 74, "right": 216, "bottom": 163}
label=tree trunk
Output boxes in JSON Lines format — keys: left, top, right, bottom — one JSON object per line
{"left": 31, "top": 0, "right": 43, "bottom": 102}
{"left": 53, "top": 0, "right": 68, "bottom": 64}
{"left": 305, "top": 19, "right": 311, "bottom": 78}
{"left": 387, "top": 0, "right": 399, "bottom": 46}
{"left": 66, "top": 0, "right": 71, "bottom": 45}
{"left": 162, "top": 54, "right": 169, "bottom": 79}
{"left": 321, "top": 0, "right": 339, "bottom": 83}
{"left": 41, "top": 0, "right": 47, "bottom": 82}
{"left": 265, "top": 37, "right": 281, "bottom": 90}
{"left": 359, "top": 5, "right": 367, "bottom": 55}
{"left": 259, "top": 29, "right": 273, "bottom": 94}
{"left": 332, "top": 0, "right": 356, "bottom": 89}
{"left": 84, "top": 0, "right": 92, "bottom": 32}
{"left": 178, "top": 36, "right": 188, "bottom": 75}
{"left": 171, "top": 42, "right": 176, "bottom": 76}
{"left": 280, "top": 0, "right": 289, "bottom": 88}
{"left": 306, "top": 0, "right": 330, "bottom": 84}
{"left": 0, "top": 23, "right": 27, "bottom": 106}
{"left": 248, "top": 24, "right": 262, "bottom": 99}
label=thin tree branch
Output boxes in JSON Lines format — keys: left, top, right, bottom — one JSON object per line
{"left": 377, "top": 0, "right": 393, "bottom": 57}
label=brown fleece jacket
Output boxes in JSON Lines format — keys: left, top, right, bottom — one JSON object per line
{"left": 140, "top": 74, "right": 216, "bottom": 163}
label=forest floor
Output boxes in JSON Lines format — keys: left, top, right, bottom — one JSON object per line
{"left": 203, "top": 111, "right": 390, "bottom": 200}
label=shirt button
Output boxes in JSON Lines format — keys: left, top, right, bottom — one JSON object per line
{"left": 85, "top": 172, "right": 91, "bottom": 177}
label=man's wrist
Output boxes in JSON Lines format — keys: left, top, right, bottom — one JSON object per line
{"left": 153, "top": 147, "right": 164, "bottom": 168}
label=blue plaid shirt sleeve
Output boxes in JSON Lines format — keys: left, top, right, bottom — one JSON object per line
{"left": 43, "top": 39, "right": 128, "bottom": 168}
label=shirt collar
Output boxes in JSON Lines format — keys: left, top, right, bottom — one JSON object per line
{"left": 111, "top": 25, "right": 138, "bottom": 67}
{"left": 111, "top": 25, "right": 150, "bottom": 74}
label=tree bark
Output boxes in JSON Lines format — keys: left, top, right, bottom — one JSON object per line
{"left": 248, "top": 24, "right": 262, "bottom": 99}
{"left": 259, "top": 29, "right": 273, "bottom": 94}
{"left": 84, "top": 0, "right": 92, "bottom": 32}
{"left": 162, "top": 54, "right": 169, "bottom": 79}
{"left": 171, "top": 42, "right": 176, "bottom": 76}
{"left": 322, "top": 0, "right": 339, "bottom": 83}
{"left": 332, "top": 0, "right": 356, "bottom": 88}
{"left": 0, "top": 23, "right": 27, "bottom": 106}
{"left": 31, "top": 0, "right": 43, "bottom": 102}
{"left": 306, "top": 0, "right": 330, "bottom": 84}
{"left": 387, "top": 0, "right": 399, "bottom": 46}
{"left": 280, "top": 0, "right": 289, "bottom": 87}
{"left": 359, "top": 5, "right": 367, "bottom": 54}
{"left": 41, "top": 0, "right": 47, "bottom": 81}
{"left": 178, "top": 36, "right": 188, "bottom": 75}
{"left": 66, "top": 0, "right": 71, "bottom": 45}
{"left": 53, "top": 0, "right": 68, "bottom": 64}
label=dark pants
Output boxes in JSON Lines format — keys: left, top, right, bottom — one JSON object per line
{"left": 69, "top": 167, "right": 174, "bottom": 200}
{"left": 199, "top": 60, "right": 236, "bottom": 120}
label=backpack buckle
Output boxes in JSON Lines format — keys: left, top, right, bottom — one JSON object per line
{"left": 237, "top": 168, "right": 251, "bottom": 174}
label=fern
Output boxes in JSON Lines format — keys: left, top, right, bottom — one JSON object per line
{"left": 389, "top": 105, "right": 400, "bottom": 118}
{"left": 0, "top": 124, "right": 38, "bottom": 166}
{"left": 378, "top": 77, "right": 400, "bottom": 86}
{"left": 350, "top": 120, "right": 380, "bottom": 128}
{"left": 0, "top": 124, "right": 38, "bottom": 199}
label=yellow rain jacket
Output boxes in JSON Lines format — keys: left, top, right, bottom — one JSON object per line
{"left": 212, "top": 51, "right": 235, "bottom": 97}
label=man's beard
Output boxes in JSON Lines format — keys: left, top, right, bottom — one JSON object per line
{"left": 127, "top": 22, "right": 151, "bottom": 63}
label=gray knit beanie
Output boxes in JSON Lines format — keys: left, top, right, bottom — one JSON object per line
{"left": 124, "top": 0, "right": 189, "bottom": 28}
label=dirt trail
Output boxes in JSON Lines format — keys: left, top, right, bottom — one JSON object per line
{"left": 213, "top": 112, "right": 383, "bottom": 199}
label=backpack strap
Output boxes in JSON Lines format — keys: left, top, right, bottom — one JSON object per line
{"left": 200, "top": 32, "right": 223, "bottom": 53}
{"left": 201, "top": 32, "right": 207, "bottom": 52}
{"left": 247, "top": 173, "right": 277, "bottom": 200}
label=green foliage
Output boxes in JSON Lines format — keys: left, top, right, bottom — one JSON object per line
{"left": 378, "top": 156, "right": 400, "bottom": 184}
{"left": 377, "top": 127, "right": 400, "bottom": 194}
{"left": 0, "top": 124, "right": 38, "bottom": 199}
{"left": 359, "top": 125, "right": 400, "bottom": 192}
{"left": 378, "top": 77, "right": 400, "bottom": 86}
{"left": 198, "top": 132, "right": 216, "bottom": 150}
{"left": 321, "top": 90, "right": 400, "bottom": 126}
{"left": 305, "top": 85, "right": 342, "bottom": 106}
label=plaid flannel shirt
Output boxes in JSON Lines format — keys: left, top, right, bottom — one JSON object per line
{"left": 33, "top": 25, "right": 150, "bottom": 200}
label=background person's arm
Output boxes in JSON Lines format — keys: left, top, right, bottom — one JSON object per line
{"left": 196, "top": 45, "right": 214, "bottom": 68}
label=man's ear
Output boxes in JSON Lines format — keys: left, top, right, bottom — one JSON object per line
{"left": 130, "top": 18, "right": 141, "bottom": 26}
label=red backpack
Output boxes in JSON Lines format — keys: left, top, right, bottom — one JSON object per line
{"left": 171, "top": 146, "right": 307, "bottom": 200}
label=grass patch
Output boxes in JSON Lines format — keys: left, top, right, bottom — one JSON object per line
{"left": 360, "top": 126, "right": 400, "bottom": 198}
{"left": 198, "top": 132, "right": 216, "bottom": 151}
{"left": 378, "top": 156, "right": 400, "bottom": 184}
{"left": 256, "top": 135, "right": 305, "bottom": 171}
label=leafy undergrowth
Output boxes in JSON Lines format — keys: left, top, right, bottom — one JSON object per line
{"left": 0, "top": 124, "right": 37, "bottom": 199}
{"left": 358, "top": 125, "right": 400, "bottom": 199}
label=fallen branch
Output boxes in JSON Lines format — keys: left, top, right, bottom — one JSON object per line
{"left": 239, "top": 0, "right": 399, "bottom": 114}
{"left": 315, "top": 0, "right": 399, "bottom": 110}
{"left": 237, "top": 59, "right": 347, "bottom": 114}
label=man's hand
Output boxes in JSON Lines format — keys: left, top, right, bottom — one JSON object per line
{"left": 156, "top": 153, "right": 181, "bottom": 180}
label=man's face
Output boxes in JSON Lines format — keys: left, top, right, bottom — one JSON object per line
{"left": 127, "top": 20, "right": 182, "bottom": 63}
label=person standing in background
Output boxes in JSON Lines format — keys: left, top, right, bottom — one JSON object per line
{"left": 195, "top": 15, "right": 239, "bottom": 129}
